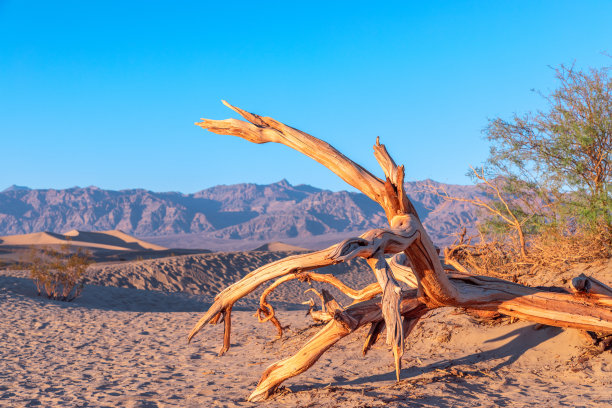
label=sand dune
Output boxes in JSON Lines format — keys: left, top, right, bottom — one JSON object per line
{"left": 0, "top": 231, "right": 68, "bottom": 246}
{"left": 86, "top": 251, "right": 375, "bottom": 307}
{"left": 1, "top": 268, "right": 611, "bottom": 407}
{"left": 143, "top": 231, "right": 360, "bottom": 252}
{"left": 86, "top": 252, "right": 612, "bottom": 304}
{"left": 2, "top": 252, "right": 611, "bottom": 406}
{"left": 0, "top": 229, "right": 167, "bottom": 252}
{"left": 253, "top": 241, "right": 309, "bottom": 252}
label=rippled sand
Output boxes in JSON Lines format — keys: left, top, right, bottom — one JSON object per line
{"left": 2, "top": 268, "right": 612, "bottom": 407}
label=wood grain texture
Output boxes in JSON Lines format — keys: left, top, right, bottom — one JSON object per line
{"left": 189, "top": 102, "right": 612, "bottom": 401}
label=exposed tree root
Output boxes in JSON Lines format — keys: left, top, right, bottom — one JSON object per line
{"left": 188, "top": 101, "right": 612, "bottom": 401}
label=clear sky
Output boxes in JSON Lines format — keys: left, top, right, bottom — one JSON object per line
{"left": 1, "top": 1, "right": 611, "bottom": 193}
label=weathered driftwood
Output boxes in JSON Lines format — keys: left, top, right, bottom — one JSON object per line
{"left": 189, "top": 101, "right": 612, "bottom": 401}
{"left": 250, "top": 291, "right": 428, "bottom": 401}
{"left": 256, "top": 272, "right": 381, "bottom": 337}
{"left": 571, "top": 274, "right": 612, "bottom": 351}
{"left": 572, "top": 273, "right": 612, "bottom": 297}
{"left": 366, "top": 251, "right": 404, "bottom": 381}
{"left": 303, "top": 288, "right": 341, "bottom": 322}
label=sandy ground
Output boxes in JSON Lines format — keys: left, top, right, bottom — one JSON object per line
{"left": 2, "top": 265, "right": 612, "bottom": 408}
{"left": 85, "top": 252, "right": 375, "bottom": 306}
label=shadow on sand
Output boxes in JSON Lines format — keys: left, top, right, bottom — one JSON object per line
{"left": 287, "top": 323, "right": 563, "bottom": 406}
{"left": 0, "top": 274, "right": 212, "bottom": 312}
{"left": 0, "top": 274, "right": 308, "bottom": 314}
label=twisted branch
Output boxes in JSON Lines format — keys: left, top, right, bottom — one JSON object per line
{"left": 188, "top": 101, "right": 612, "bottom": 401}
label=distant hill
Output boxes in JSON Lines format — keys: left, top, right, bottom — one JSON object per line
{"left": 0, "top": 180, "right": 486, "bottom": 249}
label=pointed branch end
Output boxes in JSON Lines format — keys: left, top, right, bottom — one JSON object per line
{"left": 188, "top": 315, "right": 212, "bottom": 342}
{"left": 187, "top": 307, "right": 223, "bottom": 343}
{"left": 248, "top": 389, "right": 269, "bottom": 402}
{"left": 187, "top": 321, "right": 207, "bottom": 344}
{"left": 221, "top": 100, "right": 243, "bottom": 116}
{"left": 187, "top": 327, "right": 198, "bottom": 344}
{"left": 393, "top": 345, "right": 402, "bottom": 382}
{"left": 195, "top": 118, "right": 228, "bottom": 132}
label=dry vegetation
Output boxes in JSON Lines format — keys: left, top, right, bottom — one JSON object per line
{"left": 442, "top": 223, "right": 611, "bottom": 283}
{"left": 436, "top": 64, "right": 611, "bottom": 281}
{"left": 26, "top": 244, "right": 92, "bottom": 302}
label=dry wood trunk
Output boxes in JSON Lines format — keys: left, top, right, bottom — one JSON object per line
{"left": 188, "top": 101, "right": 612, "bottom": 401}
{"left": 249, "top": 293, "right": 428, "bottom": 401}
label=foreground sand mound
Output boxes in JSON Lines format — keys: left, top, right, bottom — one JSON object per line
{"left": 86, "top": 251, "right": 374, "bottom": 307}
{"left": 87, "top": 253, "right": 612, "bottom": 311}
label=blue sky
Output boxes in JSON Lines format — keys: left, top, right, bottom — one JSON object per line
{"left": 1, "top": 1, "right": 611, "bottom": 193}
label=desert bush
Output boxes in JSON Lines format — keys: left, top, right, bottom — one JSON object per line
{"left": 484, "top": 63, "right": 611, "bottom": 237}
{"left": 27, "top": 244, "right": 92, "bottom": 301}
{"left": 442, "top": 63, "right": 611, "bottom": 276}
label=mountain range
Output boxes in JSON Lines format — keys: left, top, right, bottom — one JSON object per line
{"left": 0, "top": 180, "right": 486, "bottom": 250}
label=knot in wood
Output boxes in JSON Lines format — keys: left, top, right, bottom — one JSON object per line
{"left": 332, "top": 310, "right": 359, "bottom": 331}
{"left": 331, "top": 237, "right": 370, "bottom": 260}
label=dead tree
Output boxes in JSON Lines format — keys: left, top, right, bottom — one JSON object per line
{"left": 188, "top": 101, "right": 612, "bottom": 402}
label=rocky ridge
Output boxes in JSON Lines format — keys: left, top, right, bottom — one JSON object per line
{"left": 0, "top": 180, "right": 486, "bottom": 248}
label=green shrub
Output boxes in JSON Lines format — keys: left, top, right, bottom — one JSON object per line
{"left": 484, "top": 64, "right": 611, "bottom": 239}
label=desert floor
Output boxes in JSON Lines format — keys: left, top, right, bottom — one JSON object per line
{"left": 1, "top": 262, "right": 612, "bottom": 407}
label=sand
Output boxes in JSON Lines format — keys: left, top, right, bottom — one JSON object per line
{"left": 1, "top": 256, "right": 611, "bottom": 407}
{"left": 0, "top": 230, "right": 168, "bottom": 252}
{"left": 252, "top": 242, "right": 309, "bottom": 252}
{"left": 85, "top": 252, "right": 375, "bottom": 307}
